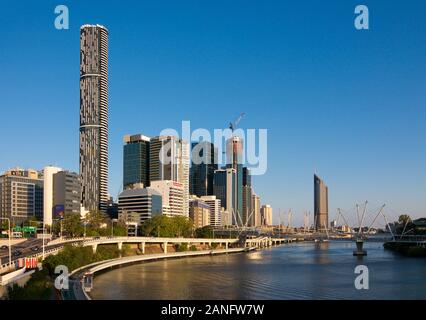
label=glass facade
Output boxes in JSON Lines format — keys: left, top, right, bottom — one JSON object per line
{"left": 190, "top": 141, "right": 218, "bottom": 197}
{"left": 123, "top": 139, "right": 150, "bottom": 189}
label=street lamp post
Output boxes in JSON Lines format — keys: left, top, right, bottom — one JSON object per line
{"left": 0, "top": 218, "right": 12, "bottom": 268}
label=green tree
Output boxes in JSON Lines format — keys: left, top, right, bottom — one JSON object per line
{"left": 62, "top": 213, "right": 83, "bottom": 237}
{"left": 111, "top": 220, "right": 127, "bottom": 236}
{"left": 7, "top": 269, "right": 52, "bottom": 300}
{"left": 86, "top": 210, "right": 109, "bottom": 230}
{"left": 398, "top": 215, "right": 411, "bottom": 225}
{"left": 141, "top": 215, "right": 193, "bottom": 237}
{"left": 195, "top": 226, "right": 214, "bottom": 238}
{"left": 395, "top": 214, "right": 414, "bottom": 235}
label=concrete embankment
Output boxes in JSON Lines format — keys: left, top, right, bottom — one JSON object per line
{"left": 70, "top": 247, "right": 255, "bottom": 300}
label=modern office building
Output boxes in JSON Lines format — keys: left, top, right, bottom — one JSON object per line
{"left": 314, "top": 174, "right": 329, "bottom": 231}
{"left": 118, "top": 186, "right": 162, "bottom": 225}
{"left": 242, "top": 167, "right": 252, "bottom": 226}
{"left": 213, "top": 168, "right": 237, "bottom": 224}
{"left": 43, "top": 166, "right": 62, "bottom": 226}
{"left": 52, "top": 171, "right": 80, "bottom": 215}
{"left": 189, "top": 196, "right": 210, "bottom": 228}
{"left": 150, "top": 136, "right": 189, "bottom": 216}
{"left": 0, "top": 168, "right": 44, "bottom": 224}
{"left": 150, "top": 180, "right": 184, "bottom": 216}
{"left": 200, "top": 195, "right": 221, "bottom": 227}
{"left": 79, "top": 24, "right": 109, "bottom": 213}
{"left": 251, "top": 193, "right": 261, "bottom": 227}
{"left": 190, "top": 141, "right": 218, "bottom": 197}
{"left": 52, "top": 170, "right": 81, "bottom": 221}
{"left": 226, "top": 136, "right": 243, "bottom": 225}
{"left": 123, "top": 134, "right": 150, "bottom": 189}
{"left": 261, "top": 204, "right": 273, "bottom": 226}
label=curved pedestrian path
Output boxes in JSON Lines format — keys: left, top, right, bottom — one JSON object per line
{"left": 67, "top": 247, "right": 254, "bottom": 300}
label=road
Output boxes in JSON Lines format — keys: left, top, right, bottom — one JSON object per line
{"left": 0, "top": 238, "right": 56, "bottom": 265}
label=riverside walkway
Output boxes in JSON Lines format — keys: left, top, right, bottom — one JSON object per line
{"left": 66, "top": 247, "right": 255, "bottom": 300}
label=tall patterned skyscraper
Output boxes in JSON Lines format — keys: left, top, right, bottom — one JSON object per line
{"left": 79, "top": 24, "right": 109, "bottom": 212}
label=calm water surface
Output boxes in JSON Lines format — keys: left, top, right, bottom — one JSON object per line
{"left": 90, "top": 241, "right": 426, "bottom": 300}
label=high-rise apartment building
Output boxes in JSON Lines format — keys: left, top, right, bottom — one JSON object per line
{"left": 200, "top": 195, "right": 221, "bottom": 227}
{"left": 79, "top": 24, "right": 109, "bottom": 213}
{"left": 150, "top": 180, "right": 184, "bottom": 216}
{"left": 314, "top": 174, "right": 328, "bottom": 231}
{"left": 123, "top": 134, "right": 150, "bottom": 189}
{"left": 150, "top": 136, "right": 189, "bottom": 216}
{"left": 0, "top": 168, "right": 43, "bottom": 224}
{"left": 190, "top": 141, "right": 218, "bottom": 197}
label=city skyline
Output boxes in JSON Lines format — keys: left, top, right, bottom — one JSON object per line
{"left": 1, "top": 1, "right": 426, "bottom": 226}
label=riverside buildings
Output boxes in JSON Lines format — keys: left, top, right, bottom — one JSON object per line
{"left": 314, "top": 174, "right": 329, "bottom": 231}
{"left": 150, "top": 180, "right": 185, "bottom": 216}
{"left": 150, "top": 136, "right": 189, "bottom": 217}
{"left": 118, "top": 185, "right": 162, "bottom": 225}
{"left": 122, "top": 134, "right": 190, "bottom": 217}
{"left": 79, "top": 24, "right": 109, "bottom": 213}
{"left": 189, "top": 196, "right": 210, "bottom": 228}
{"left": 0, "top": 168, "right": 43, "bottom": 224}
{"left": 200, "top": 195, "right": 221, "bottom": 227}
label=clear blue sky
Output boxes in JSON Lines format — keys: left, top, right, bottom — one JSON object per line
{"left": 1, "top": 0, "right": 425, "bottom": 226}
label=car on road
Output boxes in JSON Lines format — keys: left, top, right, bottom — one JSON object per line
{"left": 0, "top": 245, "right": 8, "bottom": 250}
{"left": 31, "top": 246, "right": 40, "bottom": 252}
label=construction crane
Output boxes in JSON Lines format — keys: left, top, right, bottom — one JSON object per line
{"left": 229, "top": 112, "right": 246, "bottom": 132}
